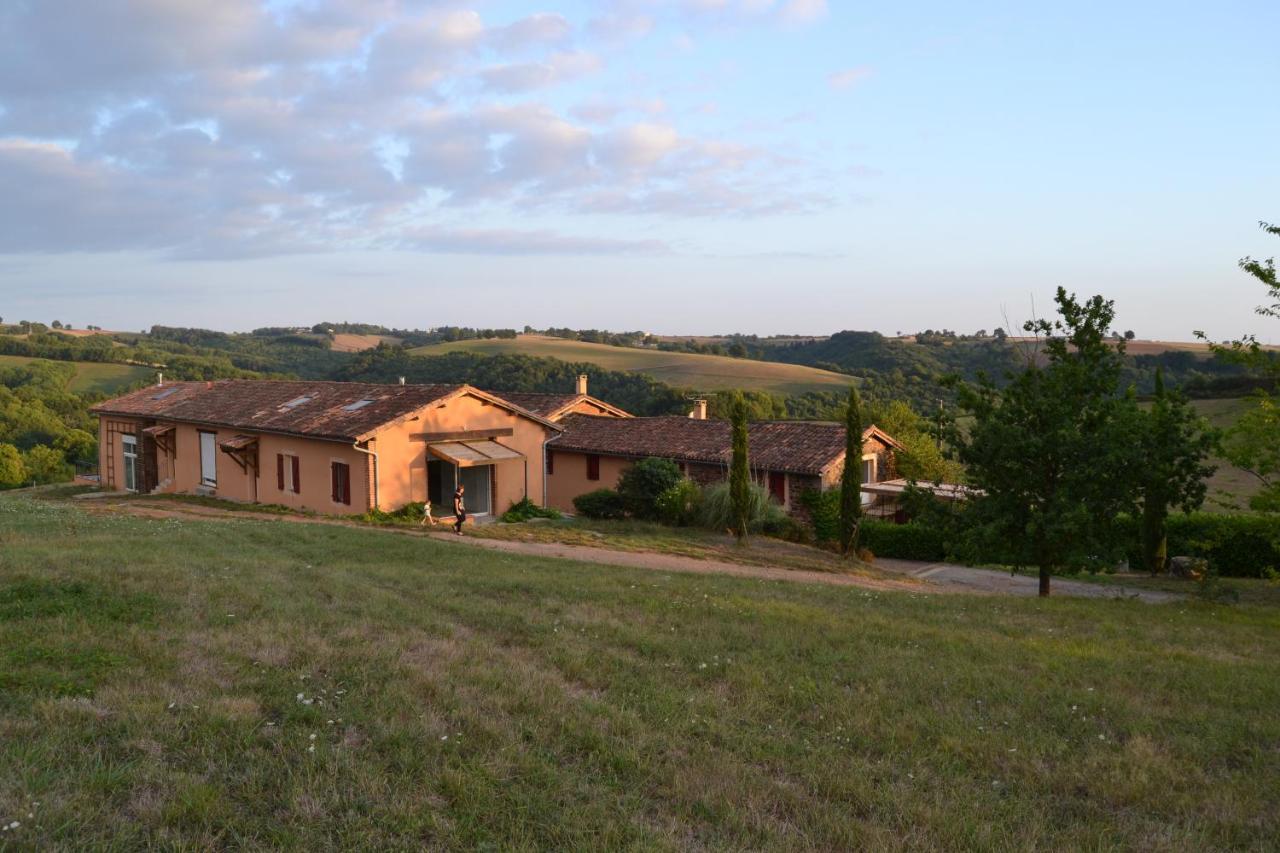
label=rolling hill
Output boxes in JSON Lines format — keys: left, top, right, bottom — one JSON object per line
{"left": 0, "top": 354, "right": 152, "bottom": 395}
{"left": 409, "top": 335, "right": 858, "bottom": 395}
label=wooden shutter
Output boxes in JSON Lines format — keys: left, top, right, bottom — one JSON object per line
{"left": 291, "top": 455, "right": 301, "bottom": 494}
{"left": 341, "top": 464, "right": 350, "bottom": 505}
{"left": 587, "top": 454, "right": 600, "bottom": 481}
{"left": 546, "top": 449, "right": 554, "bottom": 475}
{"left": 330, "top": 462, "right": 339, "bottom": 503}
{"left": 277, "top": 454, "right": 284, "bottom": 491}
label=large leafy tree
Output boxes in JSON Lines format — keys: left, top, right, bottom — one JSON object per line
{"left": 1136, "top": 368, "right": 1217, "bottom": 573}
{"left": 728, "top": 393, "right": 751, "bottom": 541}
{"left": 839, "top": 387, "right": 863, "bottom": 555}
{"left": 1201, "top": 221, "right": 1280, "bottom": 511}
{"left": 949, "top": 288, "right": 1139, "bottom": 596}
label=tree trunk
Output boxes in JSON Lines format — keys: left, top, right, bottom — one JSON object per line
{"left": 1039, "top": 565, "right": 1051, "bottom": 597}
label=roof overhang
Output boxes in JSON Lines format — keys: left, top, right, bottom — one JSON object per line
{"left": 428, "top": 439, "right": 525, "bottom": 467}
{"left": 353, "top": 385, "right": 563, "bottom": 442}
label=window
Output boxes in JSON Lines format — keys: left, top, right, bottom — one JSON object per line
{"left": 342, "top": 399, "right": 374, "bottom": 412}
{"left": 586, "top": 454, "right": 600, "bottom": 481}
{"left": 861, "top": 455, "right": 877, "bottom": 484}
{"left": 277, "top": 453, "right": 301, "bottom": 494}
{"left": 122, "top": 434, "right": 138, "bottom": 492}
{"left": 199, "top": 431, "right": 217, "bottom": 486}
{"left": 331, "top": 461, "right": 351, "bottom": 505}
{"left": 546, "top": 449, "right": 555, "bottom": 475}
{"left": 280, "top": 395, "right": 314, "bottom": 410}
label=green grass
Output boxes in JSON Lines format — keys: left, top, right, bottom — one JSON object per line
{"left": 1185, "top": 397, "right": 1263, "bottom": 510}
{"left": 409, "top": 334, "right": 858, "bottom": 395}
{"left": 1, "top": 496, "right": 1278, "bottom": 848}
{"left": 0, "top": 354, "right": 152, "bottom": 395}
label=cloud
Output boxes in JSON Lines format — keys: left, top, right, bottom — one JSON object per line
{"left": 399, "top": 226, "right": 669, "bottom": 255}
{"left": 828, "top": 66, "right": 874, "bottom": 90}
{"left": 779, "top": 0, "right": 828, "bottom": 26}
{"left": 0, "top": 1, "right": 831, "bottom": 258}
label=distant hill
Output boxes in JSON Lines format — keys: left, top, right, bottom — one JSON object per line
{"left": 0, "top": 354, "right": 151, "bottom": 395}
{"left": 408, "top": 335, "right": 859, "bottom": 396}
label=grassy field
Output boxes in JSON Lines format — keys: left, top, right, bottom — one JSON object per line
{"left": 409, "top": 334, "right": 858, "bottom": 395}
{"left": 1187, "top": 397, "right": 1261, "bottom": 510}
{"left": 0, "top": 354, "right": 152, "bottom": 395}
{"left": 1, "top": 496, "right": 1278, "bottom": 848}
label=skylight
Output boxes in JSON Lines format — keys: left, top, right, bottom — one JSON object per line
{"left": 342, "top": 399, "right": 375, "bottom": 412}
{"left": 151, "top": 387, "right": 181, "bottom": 400}
{"left": 281, "top": 395, "right": 314, "bottom": 410}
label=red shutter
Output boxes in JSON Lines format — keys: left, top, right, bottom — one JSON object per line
{"left": 587, "top": 454, "right": 600, "bottom": 481}
{"left": 291, "top": 456, "right": 301, "bottom": 494}
{"left": 331, "top": 462, "right": 339, "bottom": 503}
{"left": 277, "top": 454, "right": 284, "bottom": 491}
{"left": 546, "top": 449, "right": 554, "bottom": 475}
{"left": 341, "top": 465, "right": 351, "bottom": 505}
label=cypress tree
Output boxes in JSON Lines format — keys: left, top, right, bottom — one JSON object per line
{"left": 729, "top": 392, "right": 751, "bottom": 541}
{"left": 839, "top": 386, "right": 863, "bottom": 555}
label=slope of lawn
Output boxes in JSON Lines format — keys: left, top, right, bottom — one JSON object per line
{"left": 1, "top": 496, "right": 1278, "bottom": 848}
{"left": 409, "top": 334, "right": 858, "bottom": 395}
{"left": 0, "top": 354, "right": 151, "bottom": 395}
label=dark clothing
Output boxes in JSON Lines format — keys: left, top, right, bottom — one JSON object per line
{"left": 453, "top": 491, "right": 466, "bottom": 534}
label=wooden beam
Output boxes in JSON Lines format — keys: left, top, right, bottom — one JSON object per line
{"left": 411, "top": 428, "right": 514, "bottom": 442}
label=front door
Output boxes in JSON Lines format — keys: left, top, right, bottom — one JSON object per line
{"left": 122, "top": 435, "right": 138, "bottom": 492}
{"left": 768, "top": 471, "right": 786, "bottom": 504}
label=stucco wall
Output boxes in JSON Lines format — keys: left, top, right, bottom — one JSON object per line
{"left": 545, "top": 449, "right": 631, "bottom": 512}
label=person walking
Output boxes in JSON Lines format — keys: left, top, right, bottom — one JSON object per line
{"left": 452, "top": 484, "right": 466, "bottom": 535}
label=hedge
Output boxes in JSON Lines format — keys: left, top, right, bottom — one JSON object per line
{"left": 1118, "top": 513, "right": 1280, "bottom": 578}
{"left": 858, "top": 520, "right": 948, "bottom": 562}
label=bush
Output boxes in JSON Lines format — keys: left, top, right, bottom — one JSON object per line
{"left": 1118, "top": 513, "right": 1280, "bottom": 578}
{"left": 859, "top": 520, "right": 948, "bottom": 562}
{"left": 655, "top": 479, "right": 701, "bottom": 526}
{"left": 798, "top": 490, "right": 840, "bottom": 543}
{"left": 617, "top": 457, "right": 683, "bottom": 519}
{"left": 573, "top": 489, "right": 626, "bottom": 520}
{"left": 500, "top": 497, "right": 562, "bottom": 523}
{"left": 698, "top": 481, "right": 786, "bottom": 533}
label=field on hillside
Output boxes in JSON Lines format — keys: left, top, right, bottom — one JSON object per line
{"left": 329, "top": 333, "right": 402, "bottom": 353}
{"left": 0, "top": 354, "right": 151, "bottom": 395}
{"left": 1, "top": 496, "right": 1278, "bottom": 849}
{"left": 410, "top": 335, "right": 858, "bottom": 394}
{"left": 1187, "top": 397, "right": 1265, "bottom": 510}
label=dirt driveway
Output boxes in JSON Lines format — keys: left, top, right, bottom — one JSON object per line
{"left": 61, "top": 494, "right": 1178, "bottom": 602}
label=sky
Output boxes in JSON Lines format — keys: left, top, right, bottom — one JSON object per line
{"left": 0, "top": 0, "right": 1277, "bottom": 341}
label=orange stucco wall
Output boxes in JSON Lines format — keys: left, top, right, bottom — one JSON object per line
{"left": 370, "top": 392, "right": 552, "bottom": 515}
{"left": 96, "top": 391, "right": 555, "bottom": 516}
{"left": 545, "top": 449, "right": 631, "bottom": 512}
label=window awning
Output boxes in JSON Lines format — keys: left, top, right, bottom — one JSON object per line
{"left": 219, "top": 434, "right": 259, "bottom": 452}
{"left": 141, "top": 424, "right": 174, "bottom": 437}
{"left": 429, "top": 439, "right": 524, "bottom": 467}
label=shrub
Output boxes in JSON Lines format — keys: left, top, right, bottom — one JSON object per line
{"left": 617, "top": 457, "right": 683, "bottom": 519}
{"left": 500, "top": 497, "right": 562, "bottom": 523}
{"left": 0, "top": 443, "right": 25, "bottom": 490}
{"left": 798, "top": 489, "right": 840, "bottom": 543}
{"left": 573, "top": 488, "right": 626, "bottom": 520}
{"left": 1118, "top": 513, "right": 1280, "bottom": 578}
{"left": 699, "top": 481, "right": 786, "bottom": 533}
{"left": 859, "top": 520, "right": 948, "bottom": 562}
{"left": 655, "top": 479, "right": 701, "bottom": 526}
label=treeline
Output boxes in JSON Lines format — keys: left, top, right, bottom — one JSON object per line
{"left": 0, "top": 361, "right": 98, "bottom": 488}
{"left": 307, "top": 322, "right": 517, "bottom": 347}
{"left": 339, "top": 346, "right": 689, "bottom": 416}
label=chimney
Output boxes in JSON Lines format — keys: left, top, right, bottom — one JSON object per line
{"left": 690, "top": 399, "right": 708, "bottom": 420}
{"left": 399, "top": 376, "right": 406, "bottom": 386}
{"left": 156, "top": 372, "right": 163, "bottom": 387}
{"left": 575, "top": 374, "right": 588, "bottom": 396}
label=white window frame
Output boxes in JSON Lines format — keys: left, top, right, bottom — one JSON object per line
{"left": 199, "top": 430, "right": 218, "bottom": 487}
{"left": 122, "top": 434, "right": 138, "bottom": 492}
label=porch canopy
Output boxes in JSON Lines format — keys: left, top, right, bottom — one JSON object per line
{"left": 141, "top": 423, "right": 176, "bottom": 455}
{"left": 428, "top": 439, "right": 523, "bottom": 467}
{"left": 218, "top": 434, "right": 260, "bottom": 475}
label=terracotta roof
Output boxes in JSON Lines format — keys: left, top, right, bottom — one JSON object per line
{"left": 90, "top": 380, "right": 559, "bottom": 442}
{"left": 496, "top": 392, "right": 630, "bottom": 420}
{"left": 550, "top": 415, "right": 896, "bottom": 475}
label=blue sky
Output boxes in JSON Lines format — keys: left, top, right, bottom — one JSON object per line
{"left": 1, "top": 0, "right": 1276, "bottom": 340}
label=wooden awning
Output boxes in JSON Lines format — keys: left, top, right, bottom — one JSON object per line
{"left": 219, "top": 434, "right": 259, "bottom": 452}
{"left": 429, "top": 439, "right": 524, "bottom": 467}
{"left": 141, "top": 423, "right": 176, "bottom": 456}
{"left": 141, "top": 424, "right": 174, "bottom": 437}
{"left": 218, "top": 434, "right": 260, "bottom": 475}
